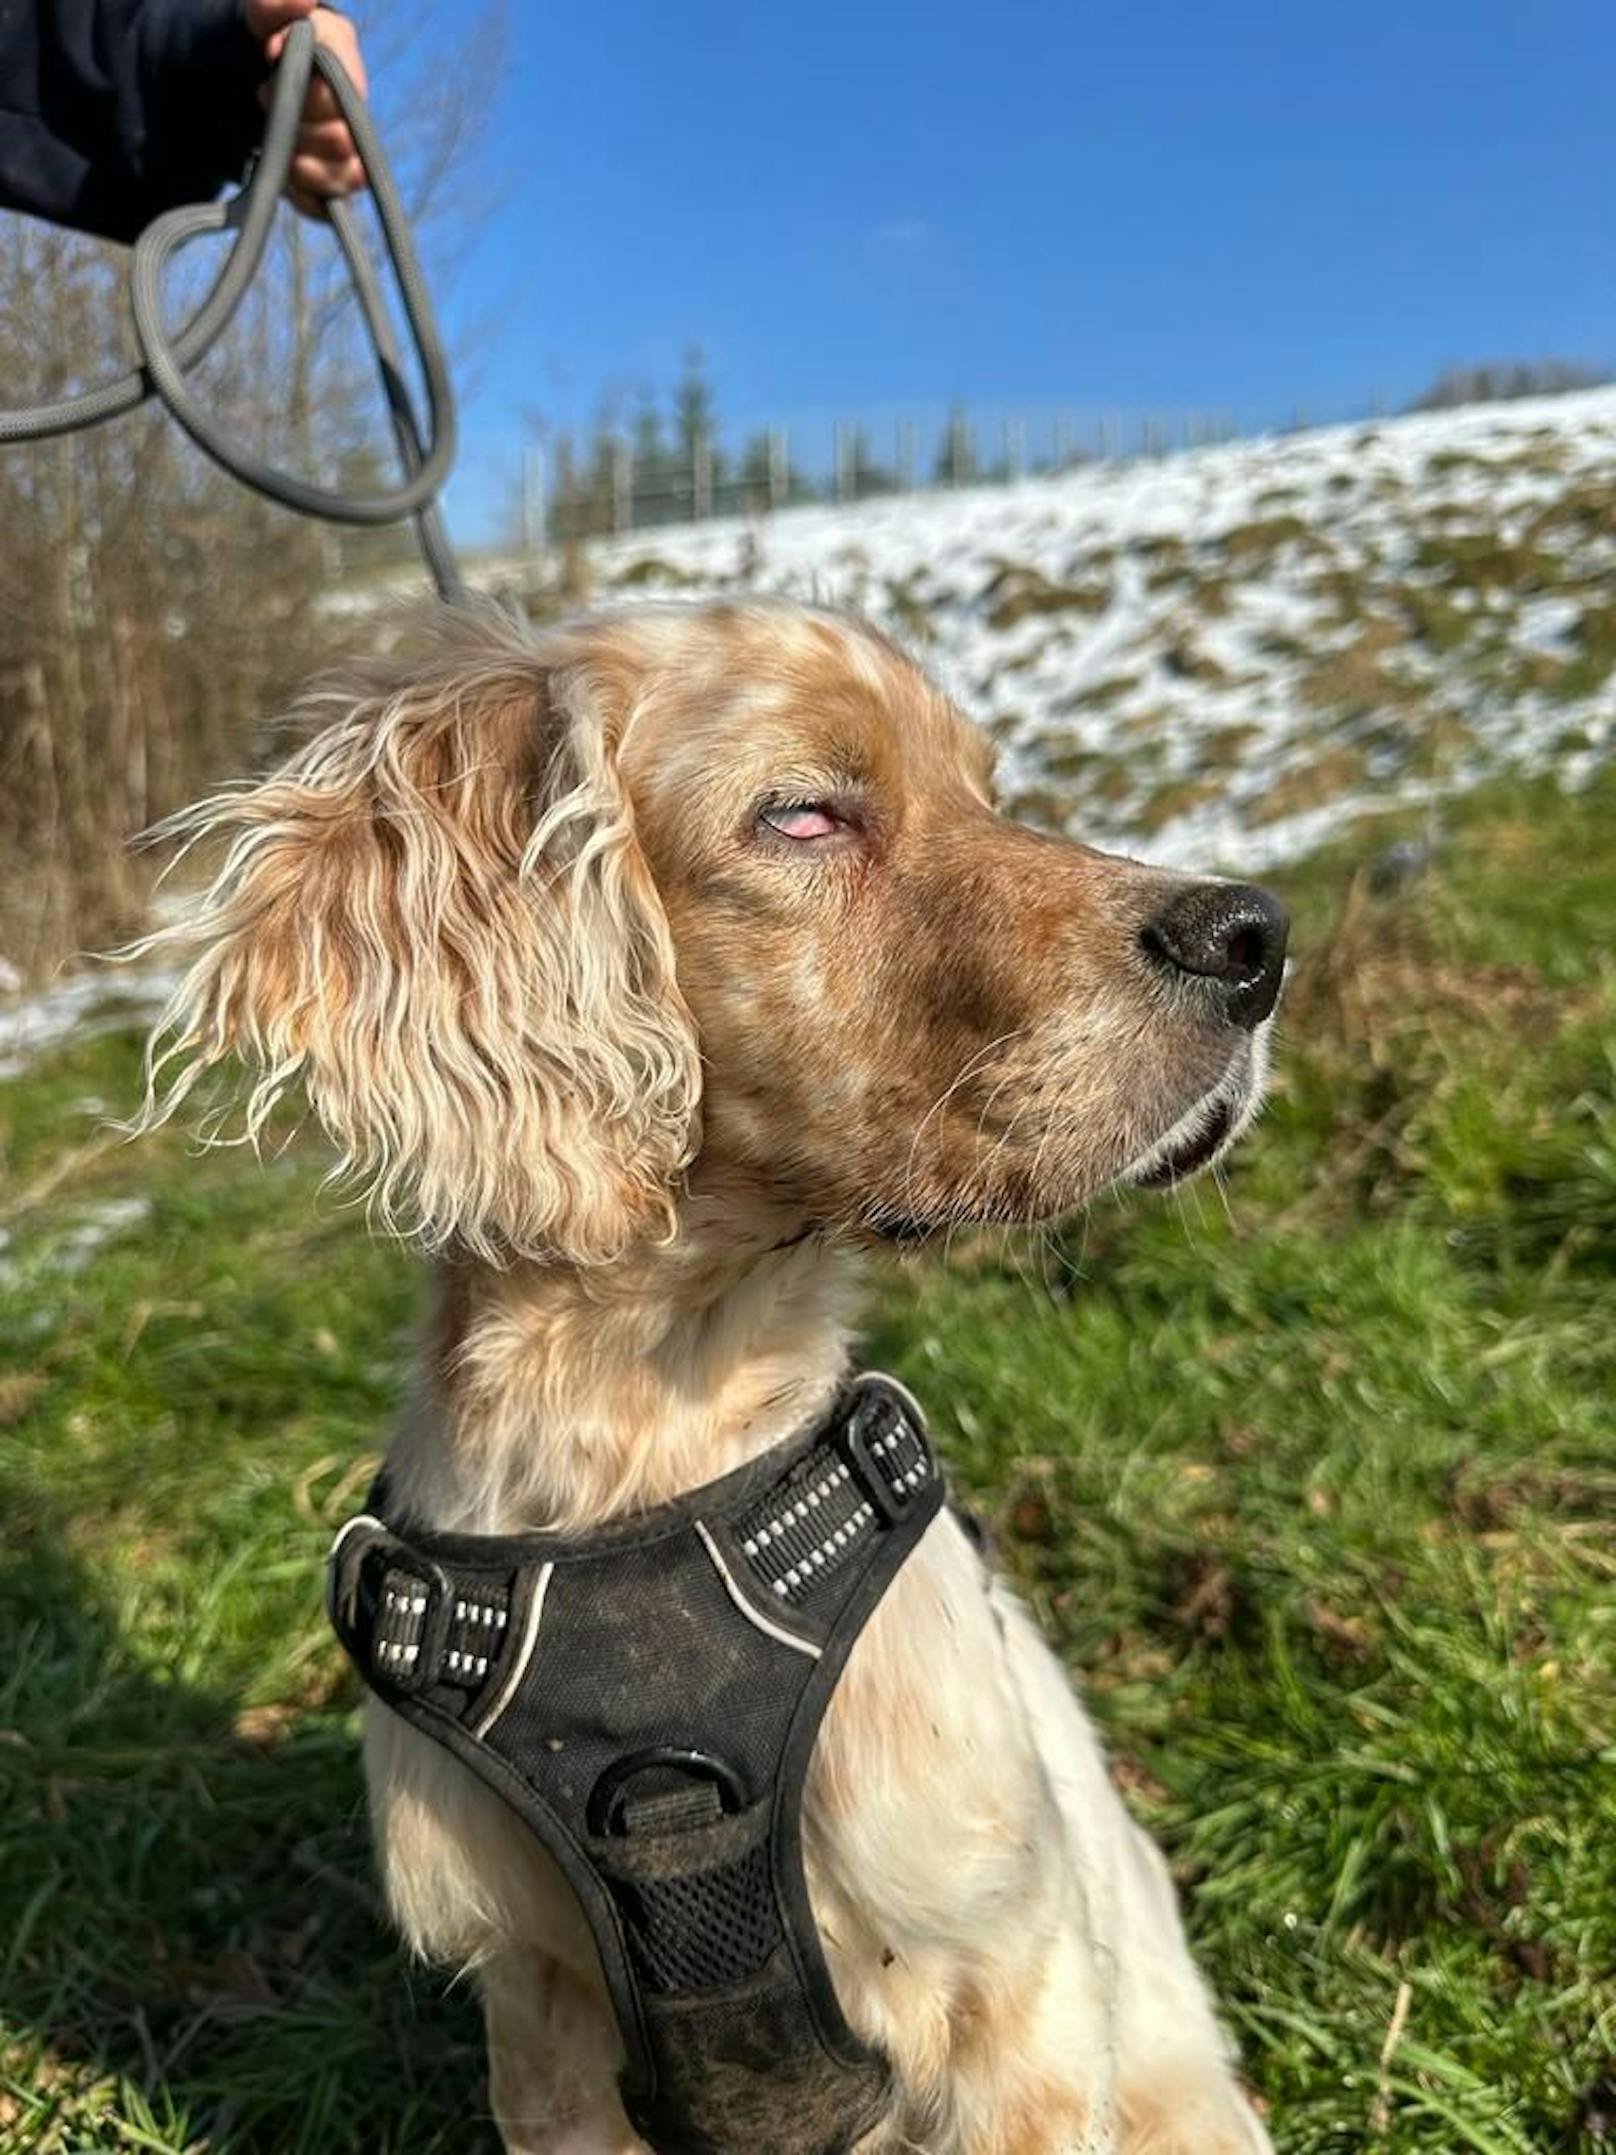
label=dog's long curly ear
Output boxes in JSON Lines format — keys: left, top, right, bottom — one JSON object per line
{"left": 140, "top": 611, "right": 700, "bottom": 1264}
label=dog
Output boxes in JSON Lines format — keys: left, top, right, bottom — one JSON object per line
{"left": 145, "top": 598, "right": 1285, "bottom": 2154}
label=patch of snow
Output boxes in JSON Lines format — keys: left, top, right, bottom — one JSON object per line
{"left": 452, "top": 385, "right": 1616, "bottom": 873}
{"left": 59, "top": 1195, "right": 151, "bottom": 1266}
{"left": 13, "top": 389, "right": 1616, "bottom": 1085}
{"left": 0, "top": 1195, "right": 151, "bottom": 1292}
{"left": 1516, "top": 595, "right": 1582, "bottom": 656}
{"left": 0, "top": 965, "right": 178, "bottom": 1081}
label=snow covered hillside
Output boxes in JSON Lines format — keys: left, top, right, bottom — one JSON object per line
{"left": 6, "top": 388, "right": 1614, "bottom": 1064}
{"left": 498, "top": 388, "right": 1616, "bottom": 872}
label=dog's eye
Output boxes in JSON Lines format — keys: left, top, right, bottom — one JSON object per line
{"left": 758, "top": 801, "right": 845, "bottom": 842}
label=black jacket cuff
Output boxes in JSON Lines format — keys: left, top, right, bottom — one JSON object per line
{"left": 136, "top": 0, "right": 267, "bottom": 215}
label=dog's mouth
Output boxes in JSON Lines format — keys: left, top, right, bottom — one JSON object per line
{"left": 1132, "top": 1096, "right": 1236, "bottom": 1187}
{"left": 866, "top": 1210, "right": 937, "bottom": 1246}
{"left": 1122, "top": 1036, "right": 1269, "bottom": 1191}
{"left": 860, "top": 1028, "right": 1273, "bottom": 1240}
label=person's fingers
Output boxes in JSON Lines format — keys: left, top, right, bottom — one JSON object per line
{"left": 294, "top": 76, "right": 342, "bottom": 122}
{"left": 248, "top": 1, "right": 368, "bottom": 212}
{"left": 279, "top": 49, "right": 364, "bottom": 122}
{"left": 312, "top": 11, "right": 367, "bottom": 98}
{"left": 292, "top": 117, "right": 353, "bottom": 159}
{"left": 290, "top": 149, "right": 366, "bottom": 200}
{"left": 257, "top": 9, "right": 365, "bottom": 90}
{"left": 257, "top": 73, "right": 350, "bottom": 134}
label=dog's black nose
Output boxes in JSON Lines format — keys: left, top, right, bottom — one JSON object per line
{"left": 1143, "top": 881, "right": 1289, "bottom": 1030}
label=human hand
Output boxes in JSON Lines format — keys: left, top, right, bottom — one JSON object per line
{"left": 243, "top": 1, "right": 369, "bottom": 218}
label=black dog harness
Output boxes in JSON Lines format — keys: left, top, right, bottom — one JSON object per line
{"left": 328, "top": 1374, "right": 944, "bottom": 2155}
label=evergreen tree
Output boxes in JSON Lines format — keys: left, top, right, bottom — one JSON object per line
{"left": 736, "top": 431, "right": 816, "bottom": 512}
{"left": 933, "top": 405, "right": 976, "bottom": 487}
{"left": 674, "top": 346, "right": 715, "bottom": 464}
{"left": 846, "top": 427, "right": 895, "bottom": 499}
{"left": 674, "top": 347, "right": 724, "bottom": 517}
{"left": 631, "top": 389, "right": 675, "bottom": 525}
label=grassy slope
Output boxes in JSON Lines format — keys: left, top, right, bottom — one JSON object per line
{"left": 2, "top": 768, "right": 1614, "bottom": 2154}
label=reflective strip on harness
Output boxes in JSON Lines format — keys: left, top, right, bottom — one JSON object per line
{"left": 327, "top": 1373, "right": 944, "bottom": 2155}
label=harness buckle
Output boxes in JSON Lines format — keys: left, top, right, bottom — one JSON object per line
{"left": 327, "top": 1515, "right": 452, "bottom": 1697}
{"left": 842, "top": 1378, "right": 931, "bottom": 1526}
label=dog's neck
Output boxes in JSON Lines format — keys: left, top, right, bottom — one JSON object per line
{"left": 384, "top": 1206, "right": 863, "bottom": 1537}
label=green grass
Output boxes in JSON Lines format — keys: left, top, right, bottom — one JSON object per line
{"left": 3, "top": 770, "right": 1615, "bottom": 2152}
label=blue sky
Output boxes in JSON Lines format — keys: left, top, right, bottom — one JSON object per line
{"left": 426, "top": 1, "right": 1612, "bottom": 540}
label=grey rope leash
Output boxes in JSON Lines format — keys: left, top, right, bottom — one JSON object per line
{"left": 0, "top": 19, "right": 465, "bottom": 606}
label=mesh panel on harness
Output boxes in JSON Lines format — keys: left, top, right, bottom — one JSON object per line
{"left": 328, "top": 1373, "right": 944, "bottom": 2155}
{"left": 617, "top": 1836, "right": 781, "bottom": 1992}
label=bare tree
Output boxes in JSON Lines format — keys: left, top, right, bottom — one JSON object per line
{"left": 1407, "top": 358, "right": 1611, "bottom": 413}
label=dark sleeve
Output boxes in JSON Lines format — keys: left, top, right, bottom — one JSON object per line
{"left": 0, "top": 0, "right": 267, "bottom": 243}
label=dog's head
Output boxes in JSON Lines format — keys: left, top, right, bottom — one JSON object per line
{"left": 147, "top": 600, "right": 1285, "bottom": 1261}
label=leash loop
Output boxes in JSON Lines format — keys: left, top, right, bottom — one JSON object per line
{"left": 0, "top": 20, "right": 464, "bottom": 604}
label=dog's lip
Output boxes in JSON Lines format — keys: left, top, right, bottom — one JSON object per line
{"left": 1122, "top": 1045, "right": 1262, "bottom": 1191}
{"left": 867, "top": 1210, "right": 938, "bottom": 1246}
{"left": 1132, "top": 1096, "right": 1236, "bottom": 1188}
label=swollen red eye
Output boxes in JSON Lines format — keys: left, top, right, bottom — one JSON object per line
{"left": 762, "top": 803, "right": 842, "bottom": 841}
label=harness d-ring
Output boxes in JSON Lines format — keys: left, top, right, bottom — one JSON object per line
{"left": 587, "top": 1750, "right": 748, "bottom": 1838}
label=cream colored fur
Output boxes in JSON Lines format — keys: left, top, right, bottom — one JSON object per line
{"left": 143, "top": 599, "right": 1275, "bottom": 2154}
